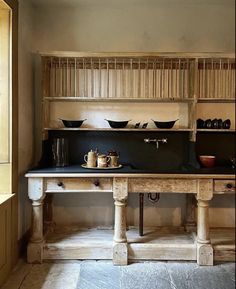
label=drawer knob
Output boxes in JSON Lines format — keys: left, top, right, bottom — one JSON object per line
{"left": 226, "top": 183, "right": 233, "bottom": 189}
{"left": 94, "top": 180, "right": 100, "bottom": 187}
{"left": 57, "top": 182, "right": 64, "bottom": 187}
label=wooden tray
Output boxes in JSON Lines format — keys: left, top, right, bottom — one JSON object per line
{"left": 81, "top": 164, "right": 122, "bottom": 170}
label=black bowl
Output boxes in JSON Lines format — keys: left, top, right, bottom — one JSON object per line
{"left": 60, "top": 118, "right": 87, "bottom": 128}
{"left": 152, "top": 119, "right": 179, "bottom": 129}
{"left": 105, "top": 119, "right": 131, "bottom": 128}
{"left": 197, "top": 118, "right": 204, "bottom": 128}
{"left": 205, "top": 119, "right": 212, "bottom": 129}
{"left": 223, "top": 119, "right": 231, "bottom": 129}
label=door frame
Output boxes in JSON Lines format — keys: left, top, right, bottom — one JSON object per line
{"left": 2, "top": 0, "right": 18, "bottom": 266}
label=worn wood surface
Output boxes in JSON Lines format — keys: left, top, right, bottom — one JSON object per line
{"left": 211, "top": 227, "right": 235, "bottom": 261}
{"left": 129, "top": 244, "right": 196, "bottom": 260}
{"left": 26, "top": 173, "right": 236, "bottom": 179}
{"left": 113, "top": 178, "right": 128, "bottom": 264}
{"left": 37, "top": 226, "right": 236, "bottom": 263}
{"left": 197, "top": 244, "right": 213, "bottom": 266}
{"left": 113, "top": 243, "right": 128, "bottom": 265}
{"left": 129, "top": 178, "right": 197, "bottom": 193}
{"left": 197, "top": 179, "right": 213, "bottom": 201}
{"left": 39, "top": 51, "right": 235, "bottom": 58}
{"left": 44, "top": 243, "right": 113, "bottom": 260}
{"left": 113, "top": 178, "right": 128, "bottom": 200}
{"left": 28, "top": 178, "right": 46, "bottom": 263}
{"left": 214, "top": 179, "right": 236, "bottom": 193}
{"left": 46, "top": 177, "right": 112, "bottom": 193}
{"left": 197, "top": 200, "right": 211, "bottom": 244}
{"left": 185, "top": 194, "right": 197, "bottom": 232}
{"left": 26, "top": 175, "right": 235, "bottom": 265}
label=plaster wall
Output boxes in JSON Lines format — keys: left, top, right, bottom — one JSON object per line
{"left": 24, "top": 0, "right": 235, "bottom": 230}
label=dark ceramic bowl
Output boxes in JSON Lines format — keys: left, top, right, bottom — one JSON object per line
{"left": 199, "top": 155, "right": 216, "bottom": 168}
{"left": 152, "top": 119, "right": 179, "bottom": 129}
{"left": 223, "top": 119, "right": 231, "bottom": 129}
{"left": 105, "top": 119, "right": 131, "bottom": 128}
{"left": 197, "top": 118, "right": 205, "bottom": 129}
{"left": 60, "top": 118, "right": 87, "bottom": 128}
{"left": 205, "top": 119, "right": 212, "bottom": 129}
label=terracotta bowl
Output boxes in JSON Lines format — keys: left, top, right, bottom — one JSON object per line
{"left": 199, "top": 155, "right": 216, "bottom": 168}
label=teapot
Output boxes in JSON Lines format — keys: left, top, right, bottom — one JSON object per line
{"left": 84, "top": 149, "right": 98, "bottom": 168}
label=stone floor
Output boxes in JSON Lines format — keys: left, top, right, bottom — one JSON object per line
{"left": 1, "top": 260, "right": 235, "bottom": 289}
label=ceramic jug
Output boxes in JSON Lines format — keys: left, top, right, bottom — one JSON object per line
{"left": 84, "top": 149, "right": 97, "bottom": 167}
{"left": 108, "top": 150, "right": 119, "bottom": 167}
{"left": 97, "top": 154, "right": 111, "bottom": 168}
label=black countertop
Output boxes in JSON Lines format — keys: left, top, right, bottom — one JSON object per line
{"left": 27, "top": 164, "right": 235, "bottom": 175}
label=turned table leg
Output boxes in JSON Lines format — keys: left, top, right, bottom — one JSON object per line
{"left": 113, "top": 178, "right": 128, "bottom": 265}
{"left": 185, "top": 194, "right": 196, "bottom": 232}
{"left": 43, "top": 194, "right": 54, "bottom": 233}
{"left": 196, "top": 180, "right": 213, "bottom": 266}
{"left": 27, "top": 178, "right": 45, "bottom": 263}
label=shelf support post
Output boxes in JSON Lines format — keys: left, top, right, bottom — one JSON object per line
{"left": 113, "top": 177, "right": 128, "bottom": 265}
{"left": 189, "top": 59, "right": 198, "bottom": 142}
{"left": 196, "top": 179, "right": 213, "bottom": 266}
{"left": 27, "top": 178, "right": 45, "bottom": 263}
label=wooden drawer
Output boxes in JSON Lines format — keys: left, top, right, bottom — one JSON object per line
{"left": 46, "top": 178, "right": 113, "bottom": 193}
{"left": 214, "top": 180, "right": 235, "bottom": 193}
{"left": 129, "top": 178, "right": 197, "bottom": 193}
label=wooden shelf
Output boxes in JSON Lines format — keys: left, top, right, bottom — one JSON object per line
{"left": 40, "top": 51, "right": 235, "bottom": 58}
{"left": 43, "top": 226, "right": 235, "bottom": 262}
{"left": 197, "top": 98, "right": 235, "bottom": 103}
{"left": 44, "top": 97, "right": 195, "bottom": 103}
{"left": 0, "top": 194, "right": 14, "bottom": 205}
{"left": 43, "top": 226, "right": 196, "bottom": 261}
{"left": 211, "top": 227, "right": 235, "bottom": 262}
{"left": 40, "top": 52, "right": 235, "bottom": 144}
{"left": 44, "top": 127, "right": 193, "bottom": 132}
{"left": 197, "top": 129, "right": 235, "bottom": 132}
{"left": 127, "top": 226, "right": 196, "bottom": 261}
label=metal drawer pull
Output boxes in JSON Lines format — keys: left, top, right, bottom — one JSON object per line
{"left": 226, "top": 183, "right": 235, "bottom": 189}
{"left": 57, "top": 182, "right": 64, "bottom": 187}
{"left": 94, "top": 180, "right": 100, "bottom": 187}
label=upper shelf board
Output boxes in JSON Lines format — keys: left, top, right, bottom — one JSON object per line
{"left": 44, "top": 128, "right": 193, "bottom": 132}
{"left": 39, "top": 51, "right": 236, "bottom": 59}
{"left": 44, "top": 97, "right": 196, "bottom": 102}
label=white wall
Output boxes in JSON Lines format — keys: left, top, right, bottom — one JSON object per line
{"left": 22, "top": 0, "right": 235, "bottom": 230}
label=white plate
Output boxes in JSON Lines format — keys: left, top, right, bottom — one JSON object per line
{"left": 81, "top": 164, "right": 122, "bottom": 170}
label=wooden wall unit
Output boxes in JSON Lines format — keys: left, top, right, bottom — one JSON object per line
{"left": 40, "top": 52, "right": 235, "bottom": 142}
{"left": 25, "top": 52, "right": 235, "bottom": 266}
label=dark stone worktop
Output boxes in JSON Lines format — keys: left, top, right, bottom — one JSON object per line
{"left": 27, "top": 164, "right": 235, "bottom": 175}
